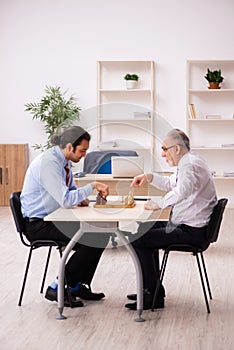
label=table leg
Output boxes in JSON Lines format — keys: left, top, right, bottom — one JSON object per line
{"left": 115, "top": 228, "right": 145, "bottom": 322}
{"left": 56, "top": 228, "right": 84, "bottom": 320}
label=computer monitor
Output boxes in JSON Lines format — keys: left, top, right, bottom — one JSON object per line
{"left": 111, "top": 156, "right": 144, "bottom": 178}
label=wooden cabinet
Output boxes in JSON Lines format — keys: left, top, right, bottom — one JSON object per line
{"left": 96, "top": 60, "right": 155, "bottom": 172}
{"left": 186, "top": 60, "right": 234, "bottom": 205}
{"left": 0, "top": 144, "right": 29, "bottom": 206}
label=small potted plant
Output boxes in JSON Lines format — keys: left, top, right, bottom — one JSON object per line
{"left": 124, "top": 73, "right": 139, "bottom": 89}
{"left": 204, "top": 68, "right": 224, "bottom": 89}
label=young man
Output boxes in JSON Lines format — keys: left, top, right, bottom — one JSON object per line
{"left": 126, "top": 128, "right": 217, "bottom": 310}
{"left": 21, "top": 126, "right": 110, "bottom": 308}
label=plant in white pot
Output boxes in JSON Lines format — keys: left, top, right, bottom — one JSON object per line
{"left": 124, "top": 73, "right": 139, "bottom": 89}
{"left": 25, "top": 85, "right": 81, "bottom": 151}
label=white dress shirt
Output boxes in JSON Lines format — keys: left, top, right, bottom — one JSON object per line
{"left": 151, "top": 152, "right": 217, "bottom": 227}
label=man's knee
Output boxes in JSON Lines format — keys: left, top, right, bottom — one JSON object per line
{"left": 138, "top": 222, "right": 155, "bottom": 235}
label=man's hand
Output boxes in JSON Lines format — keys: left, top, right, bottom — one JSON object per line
{"left": 131, "top": 173, "right": 153, "bottom": 187}
{"left": 77, "top": 199, "right": 90, "bottom": 207}
{"left": 144, "top": 199, "right": 159, "bottom": 210}
{"left": 92, "top": 182, "right": 109, "bottom": 199}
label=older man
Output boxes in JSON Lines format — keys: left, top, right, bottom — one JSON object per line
{"left": 125, "top": 128, "right": 217, "bottom": 310}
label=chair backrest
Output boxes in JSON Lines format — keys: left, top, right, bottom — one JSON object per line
{"left": 206, "top": 198, "right": 228, "bottom": 243}
{"left": 83, "top": 150, "right": 138, "bottom": 174}
{"left": 9, "top": 191, "right": 25, "bottom": 234}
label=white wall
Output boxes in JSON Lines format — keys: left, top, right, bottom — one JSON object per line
{"left": 1, "top": 0, "right": 234, "bottom": 161}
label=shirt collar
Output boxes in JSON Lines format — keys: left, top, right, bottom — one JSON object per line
{"left": 54, "top": 145, "right": 68, "bottom": 167}
{"left": 178, "top": 151, "right": 190, "bottom": 168}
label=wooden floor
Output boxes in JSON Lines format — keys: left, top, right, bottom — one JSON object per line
{"left": 0, "top": 206, "right": 234, "bottom": 350}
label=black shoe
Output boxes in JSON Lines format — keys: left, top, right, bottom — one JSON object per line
{"left": 45, "top": 286, "right": 84, "bottom": 308}
{"left": 125, "top": 291, "right": 165, "bottom": 311}
{"left": 127, "top": 285, "right": 165, "bottom": 301}
{"left": 70, "top": 284, "right": 105, "bottom": 300}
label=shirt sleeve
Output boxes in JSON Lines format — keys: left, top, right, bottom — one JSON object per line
{"left": 69, "top": 173, "right": 79, "bottom": 191}
{"left": 155, "top": 164, "right": 197, "bottom": 209}
{"left": 151, "top": 172, "right": 177, "bottom": 191}
{"left": 40, "top": 158, "right": 93, "bottom": 208}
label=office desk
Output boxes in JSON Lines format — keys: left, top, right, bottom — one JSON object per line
{"left": 44, "top": 201, "right": 170, "bottom": 322}
{"left": 75, "top": 174, "right": 167, "bottom": 196}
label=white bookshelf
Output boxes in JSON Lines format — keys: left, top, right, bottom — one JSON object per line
{"left": 97, "top": 60, "right": 155, "bottom": 171}
{"left": 186, "top": 60, "right": 234, "bottom": 204}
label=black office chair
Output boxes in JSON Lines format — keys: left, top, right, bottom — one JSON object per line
{"left": 10, "top": 191, "right": 63, "bottom": 306}
{"left": 152, "top": 198, "right": 228, "bottom": 313}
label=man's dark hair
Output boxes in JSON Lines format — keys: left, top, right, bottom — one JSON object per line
{"left": 51, "top": 126, "right": 91, "bottom": 151}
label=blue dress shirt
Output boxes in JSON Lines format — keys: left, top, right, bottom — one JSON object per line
{"left": 21, "top": 146, "right": 93, "bottom": 218}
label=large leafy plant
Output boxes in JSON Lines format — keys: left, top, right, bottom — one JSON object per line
{"left": 25, "top": 86, "right": 81, "bottom": 150}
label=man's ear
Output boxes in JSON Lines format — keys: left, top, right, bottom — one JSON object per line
{"left": 175, "top": 144, "right": 181, "bottom": 155}
{"left": 63, "top": 143, "right": 73, "bottom": 158}
{"left": 66, "top": 143, "right": 73, "bottom": 152}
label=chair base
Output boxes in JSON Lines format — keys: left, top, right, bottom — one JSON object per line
{"left": 152, "top": 247, "right": 212, "bottom": 313}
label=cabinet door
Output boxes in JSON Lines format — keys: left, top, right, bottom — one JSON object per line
{"left": 0, "top": 145, "right": 6, "bottom": 206}
{"left": 4, "top": 144, "right": 29, "bottom": 205}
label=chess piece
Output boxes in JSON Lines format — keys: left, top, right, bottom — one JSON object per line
{"left": 96, "top": 193, "right": 107, "bottom": 205}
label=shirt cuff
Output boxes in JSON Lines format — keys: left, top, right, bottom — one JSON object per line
{"left": 157, "top": 197, "right": 165, "bottom": 209}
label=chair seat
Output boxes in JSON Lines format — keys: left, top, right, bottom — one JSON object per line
{"left": 31, "top": 240, "right": 64, "bottom": 249}
{"left": 163, "top": 243, "right": 207, "bottom": 254}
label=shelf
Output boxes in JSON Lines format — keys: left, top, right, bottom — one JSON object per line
{"left": 187, "top": 59, "right": 234, "bottom": 63}
{"left": 188, "top": 89, "right": 234, "bottom": 92}
{"left": 98, "top": 118, "right": 151, "bottom": 122}
{"left": 98, "top": 60, "right": 153, "bottom": 63}
{"left": 192, "top": 147, "right": 234, "bottom": 151}
{"left": 213, "top": 176, "right": 234, "bottom": 180}
{"left": 98, "top": 89, "right": 151, "bottom": 92}
{"left": 189, "top": 118, "right": 234, "bottom": 122}
{"left": 97, "top": 146, "right": 151, "bottom": 151}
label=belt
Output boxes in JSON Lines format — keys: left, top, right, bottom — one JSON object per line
{"left": 25, "top": 217, "right": 43, "bottom": 222}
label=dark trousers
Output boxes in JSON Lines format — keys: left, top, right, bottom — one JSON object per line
{"left": 25, "top": 220, "right": 110, "bottom": 287}
{"left": 130, "top": 221, "right": 208, "bottom": 293}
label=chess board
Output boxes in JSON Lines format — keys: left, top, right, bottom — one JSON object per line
{"left": 94, "top": 192, "right": 135, "bottom": 208}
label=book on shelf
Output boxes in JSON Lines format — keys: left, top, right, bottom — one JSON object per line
{"left": 188, "top": 103, "right": 197, "bottom": 119}
{"left": 223, "top": 171, "right": 234, "bottom": 177}
{"left": 205, "top": 114, "right": 222, "bottom": 119}
{"left": 221, "top": 143, "right": 234, "bottom": 148}
{"left": 133, "top": 111, "right": 151, "bottom": 119}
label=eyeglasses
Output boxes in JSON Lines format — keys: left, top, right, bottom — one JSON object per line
{"left": 161, "top": 144, "right": 177, "bottom": 152}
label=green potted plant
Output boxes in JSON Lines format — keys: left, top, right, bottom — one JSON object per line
{"left": 25, "top": 85, "right": 81, "bottom": 150}
{"left": 204, "top": 68, "right": 224, "bottom": 89}
{"left": 124, "top": 73, "right": 139, "bottom": 89}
